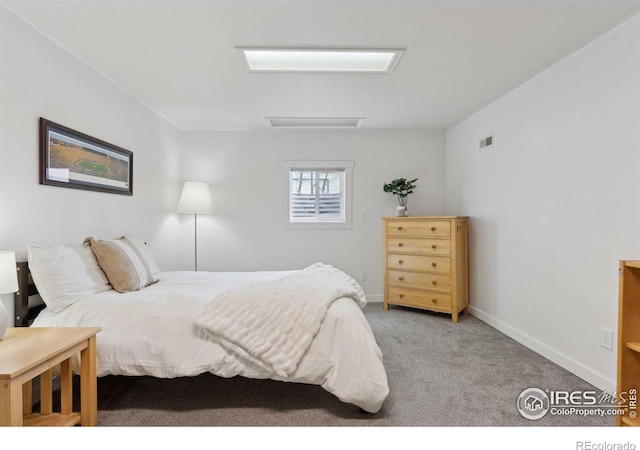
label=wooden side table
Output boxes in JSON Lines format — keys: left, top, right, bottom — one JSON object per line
{"left": 0, "top": 327, "right": 101, "bottom": 426}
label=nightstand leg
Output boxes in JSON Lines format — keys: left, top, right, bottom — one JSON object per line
{"left": 80, "top": 336, "right": 98, "bottom": 426}
{"left": 0, "top": 380, "right": 23, "bottom": 426}
{"left": 383, "top": 301, "right": 389, "bottom": 311}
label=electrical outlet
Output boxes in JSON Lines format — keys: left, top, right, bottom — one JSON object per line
{"left": 360, "top": 211, "right": 368, "bottom": 222}
{"left": 360, "top": 271, "right": 368, "bottom": 282}
{"left": 600, "top": 327, "right": 613, "bottom": 351}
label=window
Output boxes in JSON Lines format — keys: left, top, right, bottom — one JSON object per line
{"left": 283, "top": 160, "right": 353, "bottom": 229}
{"left": 290, "top": 170, "right": 343, "bottom": 221}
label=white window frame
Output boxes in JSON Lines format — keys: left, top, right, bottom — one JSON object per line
{"left": 282, "top": 160, "right": 354, "bottom": 230}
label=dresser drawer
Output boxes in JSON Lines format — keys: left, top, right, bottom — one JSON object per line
{"left": 387, "top": 237, "right": 451, "bottom": 256}
{"left": 386, "top": 220, "right": 450, "bottom": 237}
{"left": 387, "top": 254, "right": 451, "bottom": 274}
{"left": 387, "top": 286, "right": 452, "bottom": 311}
{"left": 387, "top": 270, "right": 451, "bottom": 291}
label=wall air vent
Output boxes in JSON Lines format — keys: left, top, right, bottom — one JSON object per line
{"left": 479, "top": 134, "right": 494, "bottom": 150}
{"left": 267, "top": 117, "right": 365, "bottom": 128}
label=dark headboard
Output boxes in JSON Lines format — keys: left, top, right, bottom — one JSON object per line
{"left": 14, "top": 261, "right": 43, "bottom": 327}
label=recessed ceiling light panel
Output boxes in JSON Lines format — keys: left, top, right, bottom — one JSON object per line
{"left": 238, "top": 48, "right": 403, "bottom": 74}
{"left": 267, "top": 117, "right": 365, "bottom": 128}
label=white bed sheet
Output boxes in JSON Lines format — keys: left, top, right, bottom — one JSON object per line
{"left": 31, "top": 270, "right": 389, "bottom": 413}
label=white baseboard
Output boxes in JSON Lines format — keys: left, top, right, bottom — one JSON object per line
{"left": 469, "top": 305, "right": 616, "bottom": 395}
{"left": 366, "top": 294, "right": 383, "bottom": 303}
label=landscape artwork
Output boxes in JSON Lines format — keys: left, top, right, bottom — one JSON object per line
{"left": 39, "top": 118, "right": 133, "bottom": 195}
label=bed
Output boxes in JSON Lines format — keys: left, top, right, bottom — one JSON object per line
{"left": 14, "top": 237, "right": 389, "bottom": 413}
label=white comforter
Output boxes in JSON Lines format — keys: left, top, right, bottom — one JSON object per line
{"left": 31, "top": 270, "right": 389, "bottom": 413}
{"left": 196, "top": 263, "right": 367, "bottom": 378}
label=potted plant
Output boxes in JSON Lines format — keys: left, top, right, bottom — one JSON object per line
{"left": 383, "top": 177, "right": 418, "bottom": 216}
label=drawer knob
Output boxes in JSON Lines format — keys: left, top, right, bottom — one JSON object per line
{"left": 398, "top": 259, "right": 404, "bottom": 264}
{"left": 431, "top": 245, "right": 437, "bottom": 249}
{"left": 432, "top": 281, "right": 437, "bottom": 286}
{"left": 431, "top": 262, "right": 437, "bottom": 267}
{"left": 399, "top": 293, "right": 404, "bottom": 298}
{"left": 430, "top": 227, "right": 436, "bottom": 231}
{"left": 399, "top": 276, "right": 405, "bottom": 281}
{"left": 398, "top": 243, "right": 404, "bottom": 247}
{"left": 398, "top": 227, "right": 403, "bottom": 231}
{"left": 432, "top": 298, "right": 437, "bottom": 303}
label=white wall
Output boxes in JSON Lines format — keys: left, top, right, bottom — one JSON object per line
{"left": 178, "top": 129, "right": 445, "bottom": 299}
{"left": 445, "top": 14, "right": 640, "bottom": 392}
{"left": 0, "top": 7, "right": 184, "bottom": 323}
{"left": 0, "top": 4, "right": 445, "bottom": 323}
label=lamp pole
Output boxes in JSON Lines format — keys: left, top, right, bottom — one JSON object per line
{"left": 194, "top": 212, "right": 198, "bottom": 271}
{"left": 177, "top": 181, "right": 212, "bottom": 272}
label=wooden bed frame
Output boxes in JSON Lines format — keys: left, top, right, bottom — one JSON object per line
{"left": 14, "top": 261, "right": 44, "bottom": 327}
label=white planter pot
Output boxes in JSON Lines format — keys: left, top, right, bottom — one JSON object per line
{"left": 397, "top": 205, "right": 407, "bottom": 217}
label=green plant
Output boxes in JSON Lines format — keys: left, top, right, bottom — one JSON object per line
{"left": 383, "top": 177, "right": 418, "bottom": 206}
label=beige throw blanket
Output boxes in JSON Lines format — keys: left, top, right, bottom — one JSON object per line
{"left": 194, "top": 263, "right": 366, "bottom": 377}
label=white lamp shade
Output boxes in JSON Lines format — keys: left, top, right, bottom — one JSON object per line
{"left": 0, "top": 251, "right": 18, "bottom": 294}
{"left": 177, "top": 181, "right": 213, "bottom": 214}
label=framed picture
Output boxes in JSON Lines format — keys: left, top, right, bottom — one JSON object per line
{"left": 39, "top": 118, "right": 133, "bottom": 196}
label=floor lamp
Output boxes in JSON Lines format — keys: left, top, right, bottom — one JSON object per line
{"left": 177, "top": 181, "right": 212, "bottom": 271}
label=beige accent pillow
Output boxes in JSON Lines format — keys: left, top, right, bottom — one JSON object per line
{"left": 122, "top": 235, "right": 160, "bottom": 276}
{"left": 85, "top": 236, "right": 158, "bottom": 293}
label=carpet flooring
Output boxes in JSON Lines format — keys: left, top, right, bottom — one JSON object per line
{"left": 89, "top": 303, "right": 616, "bottom": 427}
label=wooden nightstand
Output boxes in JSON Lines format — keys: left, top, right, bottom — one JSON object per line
{"left": 0, "top": 327, "right": 101, "bottom": 426}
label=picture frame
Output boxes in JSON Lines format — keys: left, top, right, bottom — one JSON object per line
{"left": 39, "top": 118, "right": 133, "bottom": 196}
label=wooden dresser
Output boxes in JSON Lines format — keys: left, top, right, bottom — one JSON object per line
{"left": 383, "top": 216, "right": 469, "bottom": 323}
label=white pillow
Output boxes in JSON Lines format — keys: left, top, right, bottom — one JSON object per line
{"left": 28, "top": 243, "right": 112, "bottom": 313}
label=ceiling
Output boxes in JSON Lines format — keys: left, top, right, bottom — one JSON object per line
{"left": 3, "top": 0, "right": 640, "bottom": 131}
